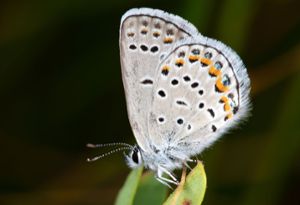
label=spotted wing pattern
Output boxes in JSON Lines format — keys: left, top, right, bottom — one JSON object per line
{"left": 119, "top": 8, "right": 199, "bottom": 151}
{"left": 147, "top": 36, "right": 250, "bottom": 157}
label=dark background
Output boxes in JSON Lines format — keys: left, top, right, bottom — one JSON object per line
{"left": 1, "top": 0, "right": 300, "bottom": 204}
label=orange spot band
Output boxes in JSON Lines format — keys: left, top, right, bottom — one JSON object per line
{"left": 189, "top": 55, "right": 199, "bottom": 61}
{"left": 216, "top": 77, "right": 229, "bottom": 92}
{"left": 153, "top": 31, "right": 160, "bottom": 37}
{"left": 220, "top": 96, "right": 229, "bottom": 103}
{"left": 225, "top": 113, "right": 233, "bottom": 120}
{"left": 175, "top": 58, "right": 185, "bottom": 66}
{"left": 162, "top": 65, "right": 170, "bottom": 71}
{"left": 209, "top": 66, "right": 221, "bottom": 77}
{"left": 200, "top": 58, "right": 212, "bottom": 65}
{"left": 164, "top": 37, "right": 173, "bottom": 43}
{"left": 224, "top": 103, "right": 231, "bottom": 111}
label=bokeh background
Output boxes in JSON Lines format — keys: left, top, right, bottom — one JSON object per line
{"left": 1, "top": 0, "right": 300, "bottom": 204}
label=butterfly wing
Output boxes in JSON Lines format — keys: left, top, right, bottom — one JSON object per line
{"left": 119, "top": 8, "right": 199, "bottom": 151}
{"left": 148, "top": 36, "right": 250, "bottom": 158}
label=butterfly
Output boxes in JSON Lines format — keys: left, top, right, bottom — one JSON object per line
{"left": 88, "top": 8, "right": 250, "bottom": 187}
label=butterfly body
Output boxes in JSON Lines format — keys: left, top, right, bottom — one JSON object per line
{"left": 119, "top": 8, "right": 250, "bottom": 186}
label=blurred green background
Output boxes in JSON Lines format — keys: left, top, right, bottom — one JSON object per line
{"left": 1, "top": 0, "right": 300, "bottom": 204}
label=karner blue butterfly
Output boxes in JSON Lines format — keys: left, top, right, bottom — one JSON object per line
{"left": 87, "top": 8, "right": 250, "bottom": 187}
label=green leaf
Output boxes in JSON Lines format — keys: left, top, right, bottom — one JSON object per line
{"left": 114, "top": 166, "right": 143, "bottom": 205}
{"left": 163, "top": 162, "right": 207, "bottom": 205}
{"left": 134, "top": 172, "right": 168, "bottom": 205}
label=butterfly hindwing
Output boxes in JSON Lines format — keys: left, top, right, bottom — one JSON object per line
{"left": 148, "top": 36, "right": 250, "bottom": 156}
{"left": 119, "top": 8, "right": 199, "bottom": 151}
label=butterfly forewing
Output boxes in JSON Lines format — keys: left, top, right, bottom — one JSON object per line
{"left": 119, "top": 8, "right": 199, "bottom": 151}
{"left": 148, "top": 37, "right": 250, "bottom": 155}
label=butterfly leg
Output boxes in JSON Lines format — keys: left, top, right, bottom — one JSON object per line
{"left": 184, "top": 157, "right": 199, "bottom": 170}
{"left": 183, "top": 161, "right": 192, "bottom": 170}
{"left": 156, "top": 166, "right": 179, "bottom": 186}
{"left": 160, "top": 166, "right": 179, "bottom": 183}
{"left": 187, "top": 157, "right": 198, "bottom": 163}
{"left": 155, "top": 176, "right": 173, "bottom": 189}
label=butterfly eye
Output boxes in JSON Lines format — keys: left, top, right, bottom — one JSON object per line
{"left": 131, "top": 149, "right": 139, "bottom": 163}
{"left": 131, "top": 147, "right": 142, "bottom": 165}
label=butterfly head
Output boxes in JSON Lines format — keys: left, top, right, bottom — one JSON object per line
{"left": 125, "top": 145, "right": 143, "bottom": 168}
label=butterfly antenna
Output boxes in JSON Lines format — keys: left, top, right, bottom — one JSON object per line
{"left": 86, "top": 146, "right": 132, "bottom": 162}
{"left": 86, "top": 142, "right": 133, "bottom": 149}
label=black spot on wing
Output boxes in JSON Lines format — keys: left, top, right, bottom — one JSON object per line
{"left": 176, "top": 100, "right": 188, "bottom": 106}
{"left": 140, "top": 79, "right": 153, "bottom": 85}
{"left": 212, "top": 125, "right": 217, "bottom": 132}
{"left": 207, "top": 108, "right": 215, "bottom": 118}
